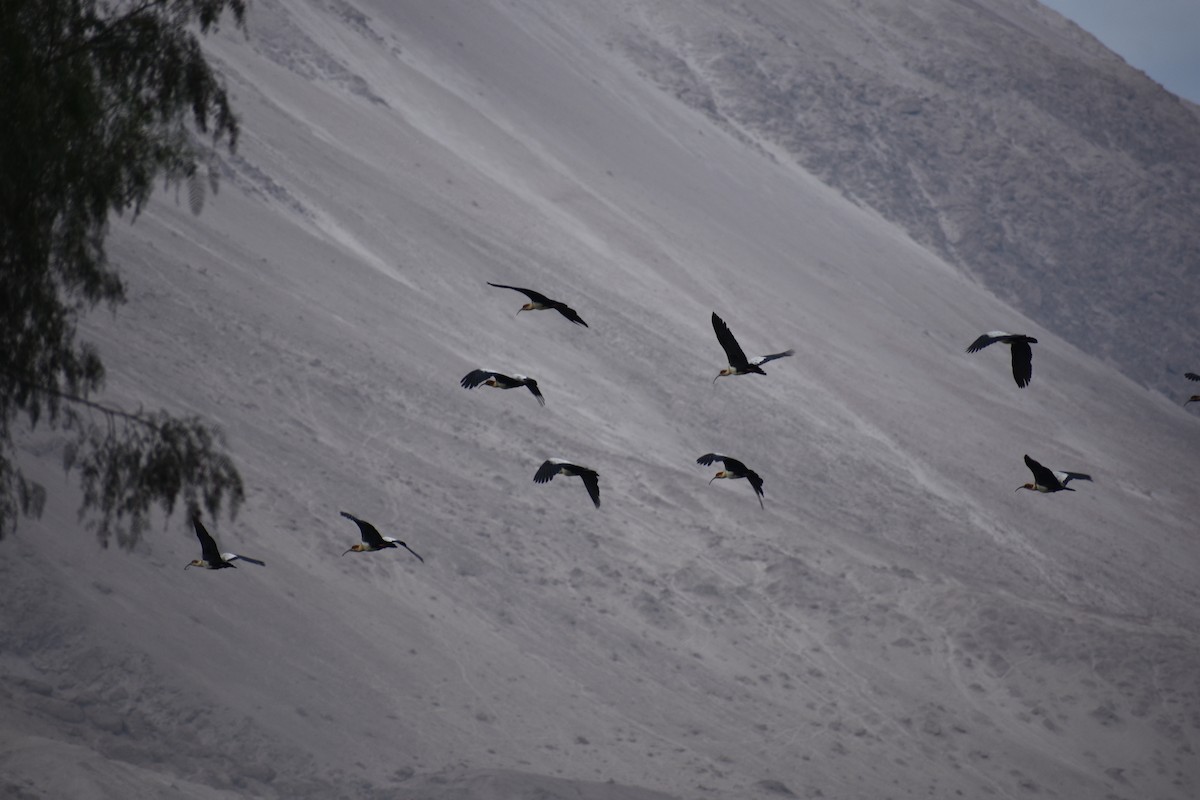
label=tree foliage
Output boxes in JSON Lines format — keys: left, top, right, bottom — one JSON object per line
{"left": 0, "top": 0, "right": 248, "bottom": 545}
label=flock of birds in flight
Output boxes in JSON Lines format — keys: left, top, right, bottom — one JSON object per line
{"left": 186, "top": 282, "right": 1198, "bottom": 571}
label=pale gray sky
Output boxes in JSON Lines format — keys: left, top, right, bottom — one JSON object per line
{"left": 1040, "top": 0, "right": 1200, "bottom": 103}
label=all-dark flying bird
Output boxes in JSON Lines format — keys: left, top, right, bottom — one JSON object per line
{"left": 186, "top": 515, "right": 266, "bottom": 570}
{"left": 696, "top": 453, "right": 765, "bottom": 508}
{"left": 1184, "top": 373, "right": 1200, "bottom": 405}
{"left": 711, "top": 312, "right": 793, "bottom": 383}
{"left": 966, "top": 331, "right": 1038, "bottom": 388}
{"left": 340, "top": 511, "right": 424, "bottom": 562}
{"left": 487, "top": 282, "right": 588, "bottom": 327}
{"left": 1017, "top": 454, "right": 1092, "bottom": 494}
{"left": 460, "top": 369, "right": 545, "bottom": 406}
{"left": 534, "top": 458, "right": 600, "bottom": 508}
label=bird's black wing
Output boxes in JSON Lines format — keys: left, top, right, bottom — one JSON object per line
{"left": 965, "top": 333, "right": 999, "bottom": 353}
{"left": 744, "top": 469, "right": 765, "bottom": 508}
{"left": 550, "top": 301, "right": 588, "bottom": 327}
{"left": 719, "top": 456, "right": 751, "bottom": 475}
{"left": 578, "top": 470, "right": 601, "bottom": 508}
{"left": 192, "top": 516, "right": 222, "bottom": 563}
{"left": 523, "top": 379, "right": 546, "bottom": 406}
{"left": 1010, "top": 338, "right": 1034, "bottom": 388}
{"left": 487, "top": 282, "right": 551, "bottom": 305}
{"left": 751, "top": 349, "right": 794, "bottom": 366}
{"left": 341, "top": 511, "right": 386, "bottom": 547}
{"left": 1023, "top": 455, "right": 1060, "bottom": 489}
{"left": 712, "top": 313, "right": 750, "bottom": 368}
{"left": 1186, "top": 372, "right": 1200, "bottom": 382}
{"left": 460, "top": 369, "right": 500, "bottom": 389}
{"left": 534, "top": 460, "right": 561, "bottom": 484}
{"left": 1058, "top": 471, "right": 1092, "bottom": 486}
{"left": 696, "top": 452, "right": 724, "bottom": 467}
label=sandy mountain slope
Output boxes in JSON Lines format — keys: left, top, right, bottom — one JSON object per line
{"left": 3, "top": 2, "right": 1198, "bottom": 799}
{"left": 617, "top": 0, "right": 1200, "bottom": 397}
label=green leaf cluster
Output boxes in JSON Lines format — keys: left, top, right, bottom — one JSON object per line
{"left": 1, "top": 0, "right": 248, "bottom": 545}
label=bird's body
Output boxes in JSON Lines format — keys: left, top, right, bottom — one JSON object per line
{"left": 340, "top": 511, "right": 424, "bottom": 561}
{"left": 1017, "top": 454, "right": 1092, "bottom": 494}
{"left": 711, "top": 312, "right": 792, "bottom": 383}
{"left": 488, "top": 282, "right": 588, "bottom": 327}
{"left": 534, "top": 458, "right": 600, "bottom": 508}
{"left": 966, "top": 331, "right": 1038, "bottom": 388}
{"left": 186, "top": 515, "right": 266, "bottom": 570}
{"left": 460, "top": 369, "right": 545, "bottom": 406}
{"left": 697, "top": 453, "right": 765, "bottom": 508}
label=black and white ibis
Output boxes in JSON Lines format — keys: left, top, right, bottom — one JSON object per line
{"left": 711, "top": 312, "right": 792, "bottom": 383}
{"left": 1017, "top": 454, "right": 1092, "bottom": 494}
{"left": 488, "top": 282, "right": 588, "bottom": 327}
{"left": 697, "top": 453, "right": 765, "bottom": 508}
{"left": 966, "top": 331, "right": 1038, "bottom": 388}
{"left": 340, "top": 511, "right": 424, "bottom": 561}
{"left": 185, "top": 515, "right": 266, "bottom": 570}
{"left": 460, "top": 369, "right": 545, "bottom": 406}
{"left": 534, "top": 459, "right": 600, "bottom": 508}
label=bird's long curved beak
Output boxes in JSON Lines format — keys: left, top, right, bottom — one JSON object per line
{"left": 341, "top": 548, "right": 354, "bottom": 557}
{"left": 183, "top": 564, "right": 190, "bottom": 570}
{"left": 708, "top": 475, "right": 718, "bottom": 485}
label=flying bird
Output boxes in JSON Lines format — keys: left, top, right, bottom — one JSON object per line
{"left": 534, "top": 458, "right": 600, "bottom": 508}
{"left": 696, "top": 453, "right": 765, "bottom": 508}
{"left": 1017, "top": 454, "right": 1092, "bottom": 494}
{"left": 966, "top": 331, "right": 1038, "bottom": 388}
{"left": 487, "top": 282, "right": 588, "bottom": 327}
{"left": 340, "top": 511, "right": 424, "bottom": 562}
{"left": 711, "top": 312, "right": 793, "bottom": 383}
{"left": 460, "top": 369, "right": 545, "bottom": 406}
{"left": 185, "top": 515, "right": 266, "bottom": 570}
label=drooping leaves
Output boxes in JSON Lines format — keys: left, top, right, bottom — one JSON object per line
{"left": 0, "top": 0, "right": 247, "bottom": 545}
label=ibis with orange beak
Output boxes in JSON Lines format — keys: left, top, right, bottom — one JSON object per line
{"left": 340, "top": 511, "right": 424, "bottom": 562}
{"left": 1017, "top": 454, "right": 1091, "bottom": 494}
{"left": 711, "top": 312, "right": 792, "bottom": 383}
{"left": 488, "top": 282, "right": 588, "bottom": 327}
{"left": 185, "top": 515, "right": 266, "bottom": 570}
{"left": 697, "top": 453, "right": 765, "bottom": 508}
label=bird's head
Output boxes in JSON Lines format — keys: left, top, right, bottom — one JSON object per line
{"left": 1015, "top": 483, "right": 1036, "bottom": 493}
{"left": 184, "top": 560, "right": 203, "bottom": 570}
{"left": 342, "top": 544, "right": 363, "bottom": 556}
{"left": 518, "top": 303, "right": 535, "bottom": 314}
{"left": 713, "top": 369, "right": 733, "bottom": 384}
{"left": 1187, "top": 395, "right": 1200, "bottom": 406}
{"left": 709, "top": 471, "right": 728, "bottom": 484}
